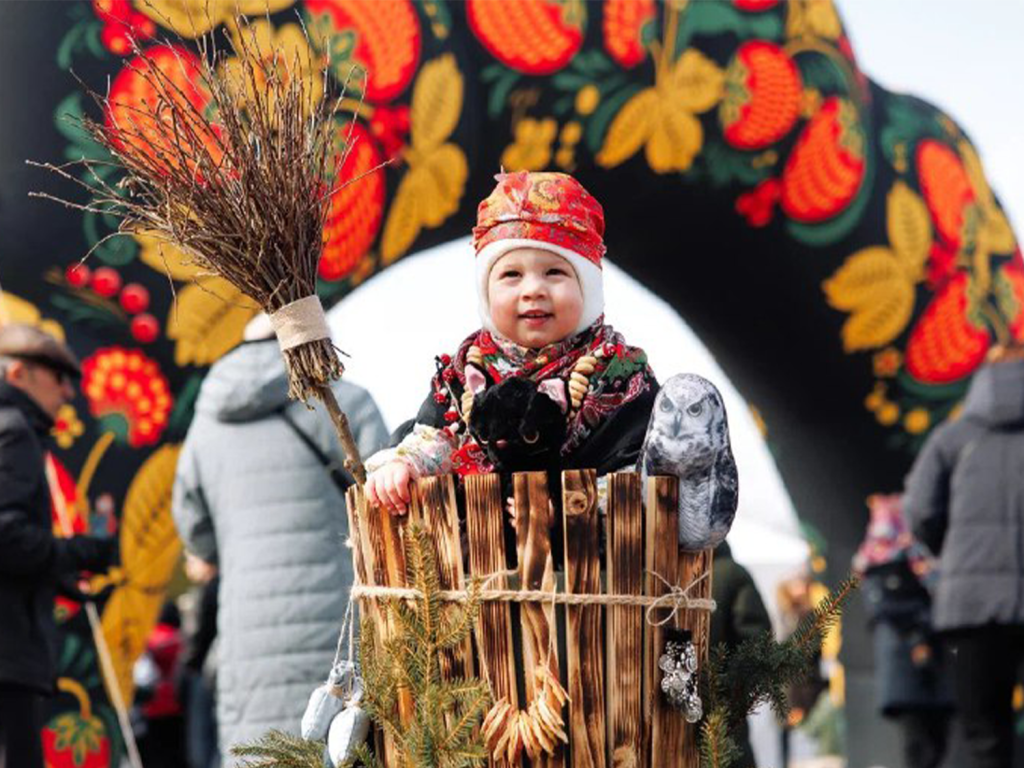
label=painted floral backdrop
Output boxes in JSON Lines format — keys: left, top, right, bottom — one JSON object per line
{"left": 0, "top": 1, "right": 1020, "bottom": 764}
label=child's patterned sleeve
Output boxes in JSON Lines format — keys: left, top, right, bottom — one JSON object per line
{"left": 364, "top": 423, "right": 459, "bottom": 479}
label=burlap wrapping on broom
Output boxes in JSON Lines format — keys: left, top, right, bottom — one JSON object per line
{"left": 269, "top": 295, "right": 331, "bottom": 352}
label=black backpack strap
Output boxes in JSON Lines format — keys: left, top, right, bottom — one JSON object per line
{"left": 276, "top": 407, "right": 354, "bottom": 494}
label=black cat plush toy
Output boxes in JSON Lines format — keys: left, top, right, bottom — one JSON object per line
{"left": 466, "top": 366, "right": 568, "bottom": 474}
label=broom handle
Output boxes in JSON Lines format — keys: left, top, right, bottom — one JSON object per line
{"left": 315, "top": 384, "right": 368, "bottom": 486}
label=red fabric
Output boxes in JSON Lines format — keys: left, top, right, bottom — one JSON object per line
{"left": 472, "top": 171, "right": 607, "bottom": 267}
{"left": 141, "top": 623, "right": 183, "bottom": 719}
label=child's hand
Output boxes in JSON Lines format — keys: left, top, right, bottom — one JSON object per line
{"left": 365, "top": 460, "right": 416, "bottom": 516}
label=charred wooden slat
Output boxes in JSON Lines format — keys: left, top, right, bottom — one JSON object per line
{"left": 466, "top": 473, "right": 521, "bottom": 768}
{"left": 348, "top": 487, "right": 400, "bottom": 766}
{"left": 605, "top": 473, "right": 644, "bottom": 768}
{"left": 410, "top": 475, "right": 474, "bottom": 681}
{"left": 677, "top": 548, "right": 713, "bottom": 764}
{"left": 514, "top": 471, "right": 564, "bottom": 768}
{"left": 563, "top": 470, "right": 606, "bottom": 768}
{"left": 645, "top": 476, "right": 683, "bottom": 768}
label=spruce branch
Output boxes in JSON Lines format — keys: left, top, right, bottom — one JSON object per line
{"left": 230, "top": 730, "right": 325, "bottom": 768}
{"left": 698, "top": 711, "right": 740, "bottom": 768}
{"left": 357, "top": 522, "right": 491, "bottom": 768}
{"left": 346, "top": 743, "right": 383, "bottom": 768}
{"left": 698, "top": 576, "right": 859, "bottom": 768}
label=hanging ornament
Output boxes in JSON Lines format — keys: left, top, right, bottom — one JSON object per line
{"left": 326, "top": 688, "right": 370, "bottom": 767}
{"left": 658, "top": 629, "right": 703, "bottom": 723}
{"left": 300, "top": 661, "right": 357, "bottom": 741}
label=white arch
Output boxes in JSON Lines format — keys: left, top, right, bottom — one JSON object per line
{"left": 328, "top": 237, "right": 809, "bottom": 605}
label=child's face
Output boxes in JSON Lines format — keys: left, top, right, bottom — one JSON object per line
{"left": 487, "top": 248, "right": 583, "bottom": 348}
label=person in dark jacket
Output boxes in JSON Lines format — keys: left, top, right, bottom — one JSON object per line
{"left": 710, "top": 541, "right": 772, "bottom": 767}
{"left": 0, "top": 324, "right": 118, "bottom": 768}
{"left": 903, "top": 343, "right": 1024, "bottom": 768}
{"left": 854, "top": 494, "right": 952, "bottom": 768}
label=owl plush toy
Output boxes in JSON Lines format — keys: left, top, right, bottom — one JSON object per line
{"left": 638, "top": 374, "right": 738, "bottom": 551}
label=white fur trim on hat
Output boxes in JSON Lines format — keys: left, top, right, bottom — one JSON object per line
{"left": 475, "top": 237, "right": 604, "bottom": 337}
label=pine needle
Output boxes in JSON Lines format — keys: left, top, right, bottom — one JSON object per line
{"left": 231, "top": 729, "right": 325, "bottom": 768}
{"left": 698, "top": 576, "right": 859, "bottom": 768}
{"left": 359, "top": 522, "right": 491, "bottom": 768}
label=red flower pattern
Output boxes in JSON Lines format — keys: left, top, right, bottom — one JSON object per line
{"left": 736, "top": 178, "right": 781, "bottom": 227}
{"left": 81, "top": 348, "right": 173, "bottom": 448}
{"left": 92, "top": 0, "right": 156, "bottom": 55}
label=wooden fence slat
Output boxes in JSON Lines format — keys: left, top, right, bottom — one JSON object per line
{"left": 678, "top": 548, "right": 713, "bottom": 764}
{"left": 562, "top": 470, "right": 606, "bottom": 768}
{"left": 410, "top": 475, "right": 474, "bottom": 681}
{"left": 465, "top": 473, "right": 521, "bottom": 768}
{"left": 605, "top": 473, "right": 644, "bottom": 768}
{"left": 350, "top": 488, "right": 401, "bottom": 766}
{"left": 359, "top": 492, "right": 414, "bottom": 729}
{"left": 346, "top": 487, "right": 386, "bottom": 762}
{"left": 644, "top": 476, "right": 683, "bottom": 768}
{"left": 514, "top": 471, "right": 564, "bottom": 768}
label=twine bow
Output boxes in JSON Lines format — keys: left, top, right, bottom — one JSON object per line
{"left": 644, "top": 569, "right": 715, "bottom": 628}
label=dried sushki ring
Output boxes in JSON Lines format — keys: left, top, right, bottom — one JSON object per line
{"left": 658, "top": 631, "right": 703, "bottom": 723}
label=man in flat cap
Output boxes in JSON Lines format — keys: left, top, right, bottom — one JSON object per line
{"left": 0, "top": 324, "right": 118, "bottom": 768}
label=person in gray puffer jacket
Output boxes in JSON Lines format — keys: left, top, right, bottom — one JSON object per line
{"left": 172, "top": 321, "right": 388, "bottom": 764}
{"left": 903, "top": 344, "right": 1024, "bottom": 768}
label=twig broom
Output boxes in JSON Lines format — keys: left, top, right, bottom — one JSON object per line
{"left": 31, "top": 11, "right": 376, "bottom": 483}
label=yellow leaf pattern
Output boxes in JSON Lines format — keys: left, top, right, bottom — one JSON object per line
{"left": 668, "top": 49, "right": 725, "bottom": 113}
{"left": 646, "top": 106, "right": 703, "bottom": 173}
{"left": 411, "top": 54, "right": 463, "bottom": 150}
{"left": 166, "top": 279, "right": 258, "bottom": 366}
{"left": 418, "top": 145, "right": 469, "bottom": 228}
{"left": 823, "top": 248, "right": 916, "bottom": 351}
{"left": 101, "top": 444, "right": 183, "bottom": 705}
{"left": 598, "top": 48, "right": 723, "bottom": 173}
{"left": 886, "top": 181, "right": 932, "bottom": 281}
{"left": 381, "top": 170, "right": 424, "bottom": 265}
{"left": 0, "top": 291, "right": 65, "bottom": 340}
{"left": 985, "top": 208, "right": 1017, "bottom": 254}
{"left": 136, "top": 231, "right": 205, "bottom": 282}
{"left": 958, "top": 139, "right": 1016, "bottom": 254}
{"left": 500, "top": 118, "right": 558, "bottom": 172}
{"left": 381, "top": 55, "right": 468, "bottom": 264}
{"left": 138, "top": 0, "right": 296, "bottom": 38}
{"left": 597, "top": 89, "right": 659, "bottom": 169}
{"left": 786, "top": 0, "right": 843, "bottom": 40}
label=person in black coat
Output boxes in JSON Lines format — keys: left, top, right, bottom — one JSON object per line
{"left": 903, "top": 344, "right": 1024, "bottom": 768}
{"left": 0, "top": 324, "right": 118, "bottom": 768}
{"left": 854, "top": 494, "right": 952, "bottom": 768}
{"left": 710, "top": 541, "right": 772, "bottom": 767}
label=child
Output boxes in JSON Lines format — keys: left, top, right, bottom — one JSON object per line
{"left": 853, "top": 494, "right": 952, "bottom": 768}
{"left": 364, "top": 171, "right": 658, "bottom": 513}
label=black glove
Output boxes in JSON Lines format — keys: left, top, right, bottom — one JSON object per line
{"left": 64, "top": 535, "right": 119, "bottom": 573}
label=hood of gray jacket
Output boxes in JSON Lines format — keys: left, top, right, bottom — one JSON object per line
{"left": 196, "top": 340, "right": 291, "bottom": 423}
{"left": 962, "top": 359, "right": 1024, "bottom": 427}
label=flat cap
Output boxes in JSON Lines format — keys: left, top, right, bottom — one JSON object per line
{"left": 0, "top": 323, "right": 82, "bottom": 378}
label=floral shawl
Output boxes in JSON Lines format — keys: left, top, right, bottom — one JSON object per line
{"left": 366, "top": 318, "right": 658, "bottom": 479}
